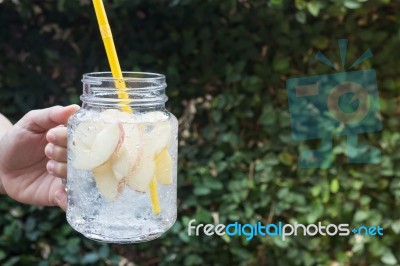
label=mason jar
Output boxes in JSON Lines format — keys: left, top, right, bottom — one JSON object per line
{"left": 66, "top": 72, "right": 178, "bottom": 243}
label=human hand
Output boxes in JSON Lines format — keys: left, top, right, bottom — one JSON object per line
{"left": 0, "top": 105, "right": 79, "bottom": 210}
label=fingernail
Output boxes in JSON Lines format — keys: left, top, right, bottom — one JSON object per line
{"left": 45, "top": 145, "right": 53, "bottom": 158}
{"left": 47, "top": 161, "right": 55, "bottom": 174}
{"left": 47, "top": 131, "right": 56, "bottom": 143}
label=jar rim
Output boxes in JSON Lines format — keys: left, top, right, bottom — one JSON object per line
{"left": 82, "top": 71, "right": 165, "bottom": 83}
{"left": 81, "top": 71, "right": 168, "bottom": 107}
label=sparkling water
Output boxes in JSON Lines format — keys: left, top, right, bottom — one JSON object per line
{"left": 66, "top": 110, "right": 178, "bottom": 243}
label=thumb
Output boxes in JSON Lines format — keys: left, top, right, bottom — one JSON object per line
{"left": 18, "top": 105, "right": 80, "bottom": 132}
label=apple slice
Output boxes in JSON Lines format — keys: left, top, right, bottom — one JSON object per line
{"left": 111, "top": 123, "right": 142, "bottom": 181}
{"left": 143, "top": 121, "right": 172, "bottom": 155}
{"left": 126, "top": 120, "right": 172, "bottom": 191}
{"left": 92, "top": 160, "right": 121, "bottom": 201}
{"left": 73, "top": 120, "right": 107, "bottom": 149}
{"left": 72, "top": 122, "right": 123, "bottom": 170}
{"left": 126, "top": 152, "right": 156, "bottom": 192}
{"left": 72, "top": 109, "right": 128, "bottom": 151}
{"left": 154, "top": 148, "right": 173, "bottom": 185}
{"left": 111, "top": 147, "right": 130, "bottom": 181}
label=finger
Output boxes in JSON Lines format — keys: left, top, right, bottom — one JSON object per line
{"left": 46, "top": 127, "right": 68, "bottom": 148}
{"left": 45, "top": 143, "right": 67, "bottom": 162}
{"left": 54, "top": 188, "right": 67, "bottom": 211}
{"left": 18, "top": 105, "right": 79, "bottom": 133}
{"left": 47, "top": 160, "right": 67, "bottom": 179}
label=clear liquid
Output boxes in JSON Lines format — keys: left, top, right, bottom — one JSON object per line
{"left": 66, "top": 110, "right": 178, "bottom": 243}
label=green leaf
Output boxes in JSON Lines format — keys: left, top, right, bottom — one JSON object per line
{"left": 344, "top": 0, "right": 361, "bottom": 9}
{"left": 98, "top": 245, "right": 109, "bottom": 259}
{"left": 0, "top": 250, "right": 6, "bottom": 260}
{"left": 184, "top": 254, "right": 203, "bottom": 265}
{"left": 307, "top": 2, "right": 321, "bottom": 16}
{"left": 81, "top": 253, "right": 100, "bottom": 264}
{"left": 3, "top": 257, "right": 20, "bottom": 266}
{"left": 279, "top": 152, "right": 293, "bottom": 166}
{"left": 194, "top": 187, "right": 211, "bottom": 196}
{"left": 311, "top": 185, "right": 321, "bottom": 197}
{"left": 381, "top": 251, "right": 398, "bottom": 265}
{"left": 295, "top": 11, "right": 307, "bottom": 23}
{"left": 272, "top": 57, "right": 290, "bottom": 72}
{"left": 311, "top": 36, "right": 330, "bottom": 50}
{"left": 330, "top": 178, "right": 339, "bottom": 193}
{"left": 391, "top": 220, "right": 400, "bottom": 234}
{"left": 354, "top": 210, "right": 368, "bottom": 222}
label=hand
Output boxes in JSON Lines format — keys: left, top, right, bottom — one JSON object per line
{"left": 0, "top": 105, "right": 79, "bottom": 210}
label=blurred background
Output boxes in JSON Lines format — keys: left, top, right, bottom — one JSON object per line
{"left": 0, "top": 0, "right": 399, "bottom": 265}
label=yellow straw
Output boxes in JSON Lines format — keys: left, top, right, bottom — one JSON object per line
{"left": 92, "top": 0, "right": 160, "bottom": 214}
{"left": 149, "top": 178, "right": 161, "bottom": 214}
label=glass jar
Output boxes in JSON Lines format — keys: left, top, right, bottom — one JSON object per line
{"left": 66, "top": 72, "right": 178, "bottom": 243}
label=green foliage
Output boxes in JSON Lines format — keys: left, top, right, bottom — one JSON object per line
{"left": 1, "top": 0, "right": 400, "bottom": 265}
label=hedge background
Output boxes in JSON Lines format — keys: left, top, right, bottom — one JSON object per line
{"left": 1, "top": 0, "right": 400, "bottom": 265}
